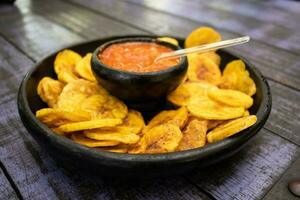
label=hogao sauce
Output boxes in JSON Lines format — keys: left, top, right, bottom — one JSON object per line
{"left": 99, "top": 42, "right": 179, "bottom": 73}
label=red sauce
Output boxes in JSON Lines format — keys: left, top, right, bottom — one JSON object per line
{"left": 99, "top": 42, "right": 179, "bottom": 73}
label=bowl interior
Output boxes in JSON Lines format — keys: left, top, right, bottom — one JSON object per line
{"left": 20, "top": 35, "right": 271, "bottom": 165}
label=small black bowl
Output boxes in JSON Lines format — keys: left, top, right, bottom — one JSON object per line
{"left": 17, "top": 35, "right": 271, "bottom": 178}
{"left": 91, "top": 37, "right": 188, "bottom": 111}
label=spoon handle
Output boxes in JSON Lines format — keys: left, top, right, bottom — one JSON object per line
{"left": 155, "top": 36, "right": 250, "bottom": 63}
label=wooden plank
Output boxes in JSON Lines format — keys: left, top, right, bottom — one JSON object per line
{"left": 125, "top": 0, "right": 300, "bottom": 54}
{"left": 0, "top": 167, "right": 19, "bottom": 200}
{"left": 68, "top": 0, "right": 300, "bottom": 91}
{"left": 263, "top": 154, "right": 300, "bottom": 200}
{"left": 186, "top": 129, "right": 300, "bottom": 200}
{"left": 190, "top": 0, "right": 300, "bottom": 31}
{"left": 15, "top": 0, "right": 146, "bottom": 40}
{"left": 0, "top": 28, "right": 211, "bottom": 200}
{"left": 265, "top": 81, "right": 300, "bottom": 146}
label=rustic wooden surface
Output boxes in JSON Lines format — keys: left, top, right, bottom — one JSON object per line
{"left": 0, "top": 0, "right": 299, "bottom": 199}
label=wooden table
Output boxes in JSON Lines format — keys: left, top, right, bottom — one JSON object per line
{"left": 0, "top": 0, "right": 299, "bottom": 199}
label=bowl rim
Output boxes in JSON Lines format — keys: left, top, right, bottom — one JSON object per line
{"left": 17, "top": 35, "right": 272, "bottom": 163}
{"left": 92, "top": 37, "right": 187, "bottom": 77}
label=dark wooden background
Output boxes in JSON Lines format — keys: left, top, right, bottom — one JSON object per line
{"left": 0, "top": 0, "right": 299, "bottom": 199}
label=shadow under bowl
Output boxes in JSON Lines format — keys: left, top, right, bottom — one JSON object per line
{"left": 17, "top": 35, "right": 272, "bottom": 178}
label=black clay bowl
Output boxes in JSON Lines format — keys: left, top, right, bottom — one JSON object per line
{"left": 91, "top": 37, "right": 188, "bottom": 111}
{"left": 17, "top": 35, "right": 271, "bottom": 178}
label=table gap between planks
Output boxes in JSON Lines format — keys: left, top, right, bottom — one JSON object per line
{"left": 0, "top": 0, "right": 299, "bottom": 199}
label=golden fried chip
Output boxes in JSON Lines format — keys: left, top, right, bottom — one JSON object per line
{"left": 36, "top": 108, "right": 90, "bottom": 127}
{"left": 187, "top": 98, "right": 244, "bottom": 120}
{"left": 84, "top": 130, "right": 140, "bottom": 144}
{"left": 58, "top": 118, "right": 122, "bottom": 132}
{"left": 219, "top": 60, "right": 256, "bottom": 96}
{"left": 208, "top": 87, "right": 253, "bottom": 108}
{"left": 207, "top": 120, "right": 224, "bottom": 130}
{"left": 54, "top": 50, "right": 82, "bottom": 83}
{"left": 119, "top": 110, "right": 145, "bottom": 134}
{"left": 56, "top": 79, "right": 107, "bottom": 112}
{"left": 167, "top": 82, "right": 213, "bottom": 106}
{"left": 157, "top": 37, "right": 179, "bottom": 46}
{"left": 207, "top": 115, "right": 257, "bottom": 143}
{"left": 243, "top": 110, "right": 250, "bottom": 116}
{"left": 75, "top": 53, "right": 96, "bottom": 81}
{"left": 131, "top": 124, "right": 182, "bottom": 154}
{"left": 144, "top": 106, "right": 188, "bottom": 133}
{"left": 71, "top": 133, "right": 119, "bottom": 147}
{"left": 187, "top": 54, "right": 221, "bottom": 85}
{"left": 177, "top": 118, "right": 207, "bottom": 151}
{"left": 199, "top": 52, "right": 221, "bottom": 66}
{"left": 37, "top": 77, "right": 64, "bottom": 107}
{"left": 185, "top": 26, "right": 221, "bottom": 48}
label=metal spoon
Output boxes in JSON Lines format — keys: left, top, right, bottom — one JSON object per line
{"left": 154, "top": 36, "right": 250, "bottom": 63}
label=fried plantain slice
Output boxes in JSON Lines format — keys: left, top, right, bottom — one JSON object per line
{"left": 157, "top": 37, "right": 179, "bottom": 46}
{"left": 96, "top": 145, "right": 129, "bottom": 153}
{"left": 84, "top": 130, "right": 140, "bottom": 144}
{"left": 119, "top": 110, "right": 145, "bottom": 134}
{"left": 219, "top": 60, "right": 256, "bottom": 96}
{"left": 177, "top": 118, "right": 208, "bottom": 151}
{"left": 167, "top": 82, "right": 214, "bottom": 106}
{"left": 58, "top": 118, "right": 122, "bottom": 132}
{"left": 37, "top": 77, "right": 64, "bottom": 107}
{"left": 185, "top": 26, "right": 221, "bottom": 48}
{"left": 71, "top": 133, "right": 120, "bottom": 147}
{"left": 207, "top": 120, "right": 224, "bottom": 130}
{"left": 199, "top": 52, "right": 221, "bottom": 66}
{"left": 207, "top": 115, "right": 257, "bottom": 143}
{"left": 54, "top": 50, "right": 82, "bottom": 83}
{"left": 36, "top": 108, "right": 90, "bottom": 127}
{"left": 187, "top": 98, "right": 245, "bottom": 120}
{"left": 56, "top": 79, "right": 107, "bottom": 112}
{"left": 187, "top": 54, "right": 221, "bottom": 85}
{"left": 130, "top": 124, "right": 183, "bottom": 154}
{"left": 208, "top": 87, "right": 253, "bottom": 108}
{"left": 144, "top": 106, "right": 188, "bottom": 133}
{"left": 75, "top": 53, "right": 96, "bottom": 81}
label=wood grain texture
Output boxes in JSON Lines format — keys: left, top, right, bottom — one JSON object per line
{"left": 15, "top": 0, "right": 146, "bottom": 40}
{"left": 68, "top": 0, "right": 300, "bottom": 91}
{"left": 0, "top": 4, "right": 83, "bottom": 59}
{"left": 186, "top": 129, "right": 300, "bottom": 200}
{"left": 263, "top": 154, "right": 300, "bottom": 200}
{"left": 192, "top": 0, "right": 300, "bottom": 31}
{"left": 0, "top": 166, "right": 19, "bottom": 200}
{"left": 0, "top": 30, "right": 211, "bottom": 200}
{"left": 126, "top": 0, "right": 300, "bottom": 53}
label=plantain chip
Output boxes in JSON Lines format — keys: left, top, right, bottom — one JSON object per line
{"left": 37, "top": 77, "right": 64, "bottom": 107}
{"left": 207, "top": 115, "right": 257, "bottom": 143}
{"left": 199, "top": 52, "right": 221, "bottom": 66}
{"left": 208, "top": 87, "right": 253, "bottom": 108}
{"left": 207, "top": 120, "right": 224, "bottom": 130}
{"left": 36, "top": 108, "right": 90, "bottom": 127}
{"left": 58, "top": 118, "right": 122, "bottom": 132}
{"left": 177, "top": 118, "right": 207, "bottom": 151}
{"left": 219, "top": 60, "right": 256, "bottom": 96}
{"left": 54, "top": 50, "right": 82, "bottom": 83}
{"left": 118, "top": 110, "right": 145, "bottom": 134}
{"left": 144, "top": 106, "right": 188, "bottom": 133}
{"left": 84, "top": 130, "right": 140, "bottom": 144}
{"left": 71, "top": 133, "right": 119, "bottom": 147}
{"left": 187, "top": 54, "right": 221, "bottom": 85}
{"left": 185, "top": 26, "right": 221, "bottom": 48}
{"left": 75, "top": 53, "right": 96, "bottom": 81}
{"left": 130, "top": 124, "right": 182, "bottom": 154}
{"left": 167, "top": 82, "right": 214, "bottom": 106}
{"left": 188, "top": 98, "right": 245, "bottom": 120}
{"left": 56, "top": 79, "right": 107, "bottom": 112}
{"left": 243, "top": 110, "right": 250, "bottom": 116}
{"left": 157, "top": 37, "right": 179, "bottom": 46}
